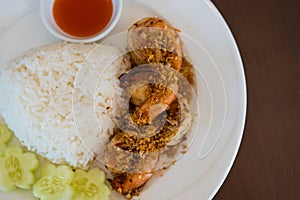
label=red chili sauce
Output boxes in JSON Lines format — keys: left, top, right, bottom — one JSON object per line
{"left": 53, "top": 0, "right": 113, "bottom": 37}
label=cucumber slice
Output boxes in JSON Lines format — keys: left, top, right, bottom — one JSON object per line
{"left": 0, "top": 142, "right": 6, "bottom": 156}
{"left": 0, "top": 125, "right": 13, "bottom": 143}
{"left": 33, "top": 163, "right": 74, "bottom": 200}
{"left": 72, "top": 168, "right": 111, "bottom": 200}
{"left": 0, "top": 125, "right": 13, "bottom": 155}
{"left": 0, "top": 146, "right": 40, "bottom": 192}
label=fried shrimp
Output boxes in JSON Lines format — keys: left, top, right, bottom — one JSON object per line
{"left": 106, "top": 17, "right": 194, "bottom": 199}
{"left": 127, "top": 17, "right": 183, "bottom": 125}
{"left": 128, "top": 17, "right": 183, "bottom": 70}
{"left": 119, "top": 64, "right": 179, "bottom": 125}
{"left": 107, "top": 98, "right": 192, "bottom": 197}
{"left": 133, "top": 83, "right": 178, "bottom": 125}
{"left": 109, "top": 173, "right": 152, "bottom": 198}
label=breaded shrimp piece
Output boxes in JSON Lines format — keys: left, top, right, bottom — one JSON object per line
{"left": 128, "top": 17, "right": 183, "bottom": 70}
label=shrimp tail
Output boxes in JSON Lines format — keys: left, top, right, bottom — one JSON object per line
{"left": 109, "top": 173, "right": 152, "bottom": 198}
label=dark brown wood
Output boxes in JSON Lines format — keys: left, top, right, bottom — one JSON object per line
{"left": 211, "top": 0, "right": 300, "bottom": 199}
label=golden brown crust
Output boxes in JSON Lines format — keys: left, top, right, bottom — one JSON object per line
{"left": 127, "top": 17, "right": 183, "bottom": 70}
{"left": 109, "top": 173, "right": 152, "bottom": 198}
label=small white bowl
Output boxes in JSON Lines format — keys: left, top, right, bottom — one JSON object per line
{"left": 40, "top": 0, "right": 122, "bottom": 43}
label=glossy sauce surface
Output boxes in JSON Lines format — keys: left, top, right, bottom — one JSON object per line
{"left": 53, "top": 0, "right": 113, "bottom": 37}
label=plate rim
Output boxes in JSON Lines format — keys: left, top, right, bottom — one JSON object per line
{"left": 202, "top": 1, "right": 247, "bottom": 199}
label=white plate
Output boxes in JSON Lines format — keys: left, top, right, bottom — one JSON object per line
{"left": 0, "top": 0, "right": 247, "bottom": 199}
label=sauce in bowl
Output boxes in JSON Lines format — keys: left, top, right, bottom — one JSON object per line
{"left": 53, "top": 0, "right": 113, "bottom": 38}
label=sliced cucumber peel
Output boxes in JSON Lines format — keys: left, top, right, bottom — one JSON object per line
{"left": 33, "top": 163, "right": 74, "bottom": 200}
{"left": 0, "top": 125, "right": 13, "bottom": 156}
{"left": 0, "top": 146, "right": 40, "bottom": 192}
{"left": 72, "top": 168, "right": 111, "bottom": 200}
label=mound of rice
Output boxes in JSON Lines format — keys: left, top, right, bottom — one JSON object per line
{"left": 0, "top": 42, "right": 127, "bottom": 168}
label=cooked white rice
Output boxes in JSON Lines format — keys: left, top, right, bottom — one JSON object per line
{"left": 0, "top": 42, "right": 127, "bottom": 168}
